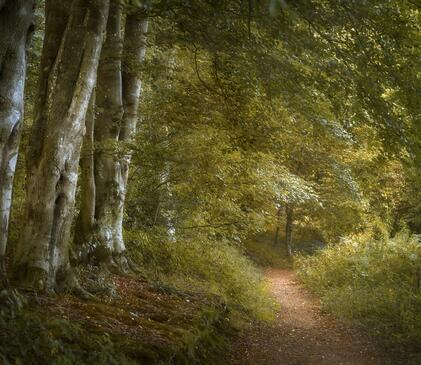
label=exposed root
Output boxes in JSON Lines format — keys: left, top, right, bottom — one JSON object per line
{"left": 71, "top": 237, "right": 140, "bottom": 297}
{"left": 75, "top": 265, "right": 118, "bottom": 299}
{"left": 126, "top": 255, "right": 141, "bottom": 274}
{"left": 14, "top": 265, "right": 48, "bottom": 292}
{"left": 71, "top": 283, "right": 96, "bottom": 300}
{"left": 55, "top": 267, "right": 95, "bottom": 299}
{"left": 108, "top": 251, "right": 130, "bottom": 274}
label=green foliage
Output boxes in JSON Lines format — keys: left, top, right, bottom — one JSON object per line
{"left": 0, "top": 274, "right": 236, "bottom": 365}
{"left": 125, "top": 229, "right": 277, "bottom": 321}
{"left": 0, "top": 311, "right": 132, "bottom": 365}
{"left": 243, "top": 233, "right": 292, "bottom": 268}
{"left": 0, "top": 289, "right": 27, "bottom": 318}
{"left": 296, "top": 232, "right": 421, "bottom": 350}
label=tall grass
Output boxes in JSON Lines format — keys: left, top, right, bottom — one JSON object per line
{"left": 296, "top": 232, "right": 421, "bottom": 349}
{"left": 125, "top": 229, "right": 277, "bottom": 321}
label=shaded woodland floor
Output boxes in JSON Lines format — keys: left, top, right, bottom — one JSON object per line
{"left": 0, "top": 270, "right": 231, "bottom": 364}
{"left": 228, "top": 269, "right": 406, "bottom": 365}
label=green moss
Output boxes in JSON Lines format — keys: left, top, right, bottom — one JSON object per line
{"left": 0, "top": 311, "right": 133, "bottom": 365}
{"left": 0, "top": 274, "right": 234, "bottom": 365}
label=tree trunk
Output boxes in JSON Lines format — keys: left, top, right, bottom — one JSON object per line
{"left": 92, "top": 0, "right": 125, "bottom": 265}
{"left": 273, "top": 206, "right": 281, "bottom": 246}
{"left": 79, "top": 5, "right": 148, "bottom": 268}
{"left": 14, "top": 0, "right": 109, "bottom": 291}
{"left": 0, "top": 0, "right": 35, "bottom": 286}
{"left": 285, "top": 205, "right": 293, "bottom": 257}
{"left": 116, "top": 7, "right": 149, "bottom": 255}
{"left": 74, "top": 93, "right": 96, "bottom": 249}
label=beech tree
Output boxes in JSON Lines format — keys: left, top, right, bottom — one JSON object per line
{"left": 14, "top": 0, "right": 109, "bottom": 291}
{"left": 82, "top": 0, "right": 126, "bottom": 265}
{"left": 76, "top": 2, "right": 148, "bottom": 269}
{"left": 0, "top": 0, "right": 35, "bottom": 285}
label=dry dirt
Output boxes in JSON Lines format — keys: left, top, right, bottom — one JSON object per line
{"left": 228, "top": 268, "right": 395, "bottom": 365}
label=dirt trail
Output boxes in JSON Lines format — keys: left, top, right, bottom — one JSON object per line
{"left": 228, "top": 268, "right": 393, "bottom": 365}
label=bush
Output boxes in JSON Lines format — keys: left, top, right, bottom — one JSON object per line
{"left": 296, "top": 232, "right": 421, "bottom": 349}
{"left": 243, "top": 237, "right": 291, "bottom": 268}
{"left": 0, "top": 311, "right": 132, "bottom": 365}
{"left": 125, "top": 229, "right": 276, "bottom": 321}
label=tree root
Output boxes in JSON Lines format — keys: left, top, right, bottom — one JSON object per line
{"left": 13, "top": 265, "right": 48, "bottom": 292}
{"left": 55, "top": 267, "right": 95, "bottom": 299}
{"left": 71, "top": 239, "right": 141, "bottom": 298}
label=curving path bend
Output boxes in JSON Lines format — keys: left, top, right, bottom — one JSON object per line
{"left": 228, "top": 268, "right": 394, "bottom": 365}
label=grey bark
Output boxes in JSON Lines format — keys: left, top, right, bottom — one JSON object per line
{"left": 74, "top": 92, "right": 96, "bottom": 248}
{"left": 0, "top": 0, "right": 35, "bottom": 286}
{"left": 92, "top": 0, "right": 125, "bottom": 263}
{"left": 14, "top": 0, "right": 109, "bottom": 291}
{"left": 118, "top": 7, "right": 149, "bottom": 240}
{"left": 77, "top": 5, "right": 148, "bottom": 268}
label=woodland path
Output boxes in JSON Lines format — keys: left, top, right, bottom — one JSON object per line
{"left": 228, "top": 268, "right": 395, "bottom": 365}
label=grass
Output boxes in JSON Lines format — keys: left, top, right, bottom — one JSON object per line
{"left": 125, "top": 229, "right": 277, "bottom": 322}
{"left": 1, "top": 227, "right": 278, "bottom": 364}
{"left": 296, "top": 231, "right": 421, "bottom": 359}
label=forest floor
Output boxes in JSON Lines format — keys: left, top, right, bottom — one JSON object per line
{"left": 227, "top": 268, "right": 401, "bottom": 365}
{"left": 0, "top": 270, "right": 232, "bottom": 364}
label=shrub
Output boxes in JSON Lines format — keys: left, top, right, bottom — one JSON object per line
{"left": 296, "top": 232, "right": 421, "bottom": 349}
{"left": 125, "top": 229, "right": 277, "bottom": 321}
{"left": 244, "top": 238, "right": 292, "bottom": 268}
{"left": 0, "top": 311, "right": 132, "bottom": 365}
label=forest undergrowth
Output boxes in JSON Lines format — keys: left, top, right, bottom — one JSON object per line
{"left": 296, "top": 231, "right": 421, "bottom": 362}
{"left": 0, "top": 231, "right": 276, "bottom": 365}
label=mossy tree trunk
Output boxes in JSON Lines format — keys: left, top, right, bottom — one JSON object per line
{"left": 116, "top": 7, "right": 149, "bottom": 260}
{"left": 14, "top": 0, "right": 109, "bottom": 291}
{"left": 0, "top": 0, "right": 35, "bottom": 286}
{"left": 76, "top": 4, "right": 148, "bottom": 269}
{"left": 74, "top": 93, "right": 96, "bottom": 249}
{"left": 92, "top": 0, "right": 126, "bottom": 265}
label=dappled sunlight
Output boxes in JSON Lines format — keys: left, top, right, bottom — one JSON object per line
{"left": 0, "top": 0, "right": 419, "bottom": 363}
